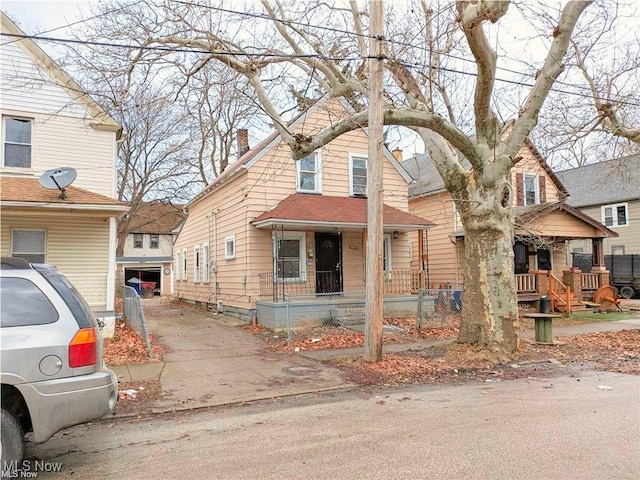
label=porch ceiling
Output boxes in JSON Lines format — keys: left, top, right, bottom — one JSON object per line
{"left": 251, "top": 193, "right": 435, "bottom": 232}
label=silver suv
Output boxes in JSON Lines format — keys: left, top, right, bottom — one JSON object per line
{"left": 1, "top": 257, "right": 118, "bottom": 467}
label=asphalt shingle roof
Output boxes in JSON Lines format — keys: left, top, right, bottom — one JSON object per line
{"left": 555, "top": 155, "right": 640, "bottom": 207}
{"left": 251, "top": 193, "right": 435, "bottom": 228}
{"left": 127, "top": 202, "right": 185, "bottom": 234}
{"left": 0, "top": 176, "right": 126, "bottom": 206}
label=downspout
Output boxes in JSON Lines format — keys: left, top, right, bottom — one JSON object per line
{"left": 213, "top": 209, "right": 218, "bottom": 304}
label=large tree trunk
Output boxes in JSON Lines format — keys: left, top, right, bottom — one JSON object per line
{"left": 456, "top": 179, "right": 519, "bottom": 355}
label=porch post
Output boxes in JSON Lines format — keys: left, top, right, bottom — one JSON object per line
{"left": 591, "top": 238, "right": 610, "bottom": 286}
{"left": 417, "top": 229, "right": 424, "bottom": 289}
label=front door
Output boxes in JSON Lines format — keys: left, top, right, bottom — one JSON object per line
{"left": 514, "top": 242, "right": 529, "bottom": 274}
{"left": 315, "top": 233, "right": 342, "bottom": 294}
{"left": 537, "top": 248, "right": 552, "bottom": 271}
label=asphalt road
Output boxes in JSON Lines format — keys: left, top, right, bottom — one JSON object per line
{"left": 27, "top": 370, "right": 640, "bottom": 480}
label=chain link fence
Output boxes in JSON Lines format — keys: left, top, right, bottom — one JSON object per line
{"left": 417, "top": 286, "right": 463, "bottom": 329}
{"left": 122, "top": 285, "right": 153, "bottom": 358}
{"left": 279, "top": 286, "right": 463, "bottom": 343}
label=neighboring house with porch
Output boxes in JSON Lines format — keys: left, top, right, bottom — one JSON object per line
{"left": 173, "top": 98, "right": 434, "bottom": 327}
{"left": 0, "top": 12, "right": 127, "bottom": 329}
{"left": 556, "top": 155, "right": 640, "bottom": 257}
{"left": 116, "top": 201, "right": 185, "bottom": 297}
{"left": 402, "top": 135, "right": 617, "bottom": 313}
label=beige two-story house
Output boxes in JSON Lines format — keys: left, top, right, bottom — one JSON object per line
{"left": 0, "top": 13, "right": 128, "bottom": 330}
{"left": 402, "top": 135, "right": 617, "bottom": 312}
{"left": 173, "top": 98, "right": 434, "bottom": 327}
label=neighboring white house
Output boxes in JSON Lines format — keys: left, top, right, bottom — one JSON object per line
{"left": 556, "top": 155, "right": 640, "bottom": 257}
{"left": 116, "top": 201, "right": 185, "bottom": 296}
{"left": 0, "top": 12, "right": 128, "bottom": 333}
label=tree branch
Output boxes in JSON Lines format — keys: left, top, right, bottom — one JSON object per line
{"left": 507, "top": 0, "right": 593, "bottom": 156}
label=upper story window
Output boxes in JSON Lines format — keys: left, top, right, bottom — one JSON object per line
{"left": 133, "top": 234, "right": 143, "bottom": 248}
{"left": 515, "top": 172, "right": 546, "bottom": 206}
{"left": 296, "top": 152, "right": 321, "bottom": 193}
{"left": 194, "top": 246, "right": 200, "bottom": 282}
{"left": 349, "top": 154, "right": 367, "bottom": 196}
{"left": 523, "top": 174, "right": 538, "bottom": 205}
{"left": 602, "top": 203, "right": 628, "bottom": 227}
{"left": 3, "top": 117, "right": 32, "bottom": 169}
{"left": 149, "top": 234, "right": 159, "bottom": 249}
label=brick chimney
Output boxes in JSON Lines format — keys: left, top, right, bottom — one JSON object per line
{"left": 237, "top": 129, "right": 250, "bottom": 158}
{"left": 392, "top": 148, "right": 403, "bottom": 162}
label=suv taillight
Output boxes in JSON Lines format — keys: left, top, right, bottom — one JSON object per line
{"left": 69, "top": 328, "right": 97, "bottom": 368}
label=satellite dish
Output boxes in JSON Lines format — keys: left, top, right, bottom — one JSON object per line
{"left": 39, "top": 167, "right": 77, "bottom": 200}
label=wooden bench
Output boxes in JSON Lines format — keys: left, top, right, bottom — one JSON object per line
{"left": 523, "top": 313, "right": 562, "bottom": 344}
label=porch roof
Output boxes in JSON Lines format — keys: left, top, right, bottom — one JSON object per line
{"left": 251, "top": 193, "right": 435, "bottom": 231}
{"left": 0, "top": 176, "right": 128, "bottom": 213}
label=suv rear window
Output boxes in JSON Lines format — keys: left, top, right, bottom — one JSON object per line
{"left": 0, "top": 278, "right": 59, "bottom": 327}
{"left": 35, "top": 265, "right": 96, "bottom": 329}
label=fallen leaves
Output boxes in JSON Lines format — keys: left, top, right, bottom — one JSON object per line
{"left": 104, "top": 321, "right": 163, "bottom": 366}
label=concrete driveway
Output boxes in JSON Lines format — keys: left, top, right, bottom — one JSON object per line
{"left": 112, "top": 299, "right": 353, "bottom": 413}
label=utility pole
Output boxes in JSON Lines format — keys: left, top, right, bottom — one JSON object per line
{"left": 364, "top": 0, "right": 384, "bottom": 362}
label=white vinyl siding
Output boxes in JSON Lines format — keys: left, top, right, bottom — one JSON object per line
{"left": 2, "top": 216, "right": 111, "bottom": 310}
{"left": 3, "top": 116, "right": 32, "bottom": 168}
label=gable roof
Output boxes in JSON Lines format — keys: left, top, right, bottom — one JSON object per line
{"left": 514, "top": 201, "right": 618, "bottom": 238}
{"left": 402, "top": 130, "right": 568, "bottom": 200}
{"left": 555, "top": 155, "right": 640, "bottom": 208}
{"left": 0, "top": 176, "right": 128, "bottom": 211}
{"left": 251, "top": 193, "right": 435, "bottom": 231}
{"left": 0, "top": 12, "right": 120, "bottom": 136}
{"left": 126, "top": 201, "right": 185, "bottom": 234}
{"left": 188, "top": 96, "right": 412, "bottom": 207}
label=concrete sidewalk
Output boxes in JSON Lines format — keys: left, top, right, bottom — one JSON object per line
{"left": 111, "top": 298, "right": 640, "bottom": 415}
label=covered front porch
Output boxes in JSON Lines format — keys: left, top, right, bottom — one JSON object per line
{"left": 250, "top": 193, "right": 434, "bottom": 329}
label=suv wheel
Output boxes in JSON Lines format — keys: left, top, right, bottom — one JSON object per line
{"left": 1, "top": 408, "right": 25, "bottom": 467}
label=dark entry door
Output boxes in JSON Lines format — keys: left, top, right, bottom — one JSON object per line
{"left": 537, "top": 248, "right": 552, "bottom": 271}
{"left": 514, "top": 242, "right": 529, "bottom": 274}
{"left": 315, "top": 233, "right": 342, "bottom": 294}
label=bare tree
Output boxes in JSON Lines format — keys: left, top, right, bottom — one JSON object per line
{"left": 78, "top": 0, "right": 599, "bottom": 358}
{"left": 532, "top": 1, "right": 640, "bottom": 167}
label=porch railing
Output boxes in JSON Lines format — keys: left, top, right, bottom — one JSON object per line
{"left": 515, "top": 273, "right": 537, "bottom": 293}
{"left": 259, "top": 269, "right": 425, "bottom": 301}
{"left": 383, "top": 270, "right": 423, "bottom": 294}
{"left": 581, "top": 273, "right": 600, "bottom": 292}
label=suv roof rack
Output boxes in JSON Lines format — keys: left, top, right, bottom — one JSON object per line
{"left": 0, "top": 257, "right": 33, "bottom": 270}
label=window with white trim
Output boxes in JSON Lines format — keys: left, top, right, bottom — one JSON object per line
{"left": 349, "top": 154, "right": 367, "bottom": 196}
{"left": 12, "top": 229, "right": 45, "bottom": 263}
{"left": 611, "top": 245, "right": 625, "bottom": 255}
{"left": 296, "top": 152, "right": 321, "bottom": 193}
{"left": 203, "top": 242, "right": 210, "bottom": 282}
{"left": 274, "top": 232, "right": 306, "bottom": 281}
{"left": 3, "top": 117, "right": 32, "bottom": 168}
{"left": 523, "top": 174, "right": 539, "bottom": 206}
{"left": 182, "top": 248, "right": 188, "bottom": 280}
{"left": 194, "top": 246, "right": 200, "bottom": 282}
{"left": 225, "top": 236, "right": 236, "bottom": 260}
{"left": 133, "top": 233, "right": 143, "bottom": 248}
{"left": 602, "top": 203, "right": 628, "bottom": 227}
{"left": 149, "top": 234, "right": 159, "bottom": 249}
